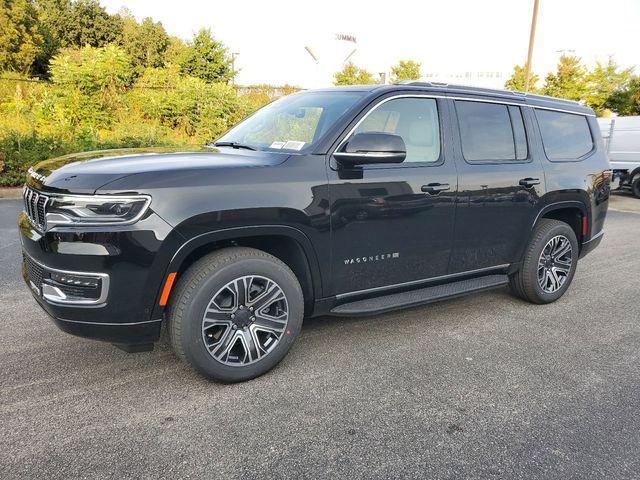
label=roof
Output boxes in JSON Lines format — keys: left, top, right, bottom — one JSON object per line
{"left": 307, "top": 82, "right": 594, "bottom": 115}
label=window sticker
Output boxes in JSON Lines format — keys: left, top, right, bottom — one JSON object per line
{"left": 269, "top": 141, "right": 286, "bottom": 149}
{"left": 283, "top": 140, "right": 306, "bottom": 150}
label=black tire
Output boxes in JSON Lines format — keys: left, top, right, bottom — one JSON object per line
{"left": 509, "top": 219, "right": 579, "bottom": 304}
{"left": 631, "top": 174, "right": 640, "bottom": 199}
{"left": 168, "top": 247, "right": 304, "bottom": 382}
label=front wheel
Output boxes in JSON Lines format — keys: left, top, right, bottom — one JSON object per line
{"left": 509, "top": 219, "right": 579, "bottom": 304}
{"left": 168, "top": 247, "right": 304, "bottom": 382}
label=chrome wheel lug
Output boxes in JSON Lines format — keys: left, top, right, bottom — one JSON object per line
{"left": 232, "top": 324, "right": 237, "bottom": 330}
{"left": 230, "top": 313, "right": 235, "bottom": 319}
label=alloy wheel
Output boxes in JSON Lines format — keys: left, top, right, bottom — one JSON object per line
{"left": 537, "top": 235, "right": 573, "bottom": 293}
{"left": 201, "top": 275, "right": 289, "bottom": 366}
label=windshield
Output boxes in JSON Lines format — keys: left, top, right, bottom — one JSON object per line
{"left": 216, "top": 91, "right": 366, "bottom": 151}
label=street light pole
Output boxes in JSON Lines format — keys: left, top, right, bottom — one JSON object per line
{"left": 524, "top": 0, "right": 540, "bottom": 92}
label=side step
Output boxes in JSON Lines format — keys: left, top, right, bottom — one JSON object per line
{"left": 330, "top": 274, "right": 509, "bottom": 317}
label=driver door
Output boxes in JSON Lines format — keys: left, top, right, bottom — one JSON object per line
{"left": 328, "top": 95, "right": 458, "bottom": 296}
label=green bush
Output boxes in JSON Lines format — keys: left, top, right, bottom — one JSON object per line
{"left": 0, "top": 45, "right": 298, "bottom": 187}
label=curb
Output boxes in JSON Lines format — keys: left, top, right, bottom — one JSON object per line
{"left": 0, "top": 187, "right": 23, "bottom": 200}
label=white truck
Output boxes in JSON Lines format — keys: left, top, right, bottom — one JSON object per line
{"left": 597, "top": 116, "right": 640, "bottom": 198}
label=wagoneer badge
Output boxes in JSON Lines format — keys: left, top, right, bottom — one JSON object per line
{"left": 344, "top": 252, "right": 400, "bottom": 265}
{"left": 27, "top": 167, "right": 47, "bottom": 183}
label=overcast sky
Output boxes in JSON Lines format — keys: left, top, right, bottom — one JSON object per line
{"left": 101, "top": 0, "right": 639, "bottom": 89}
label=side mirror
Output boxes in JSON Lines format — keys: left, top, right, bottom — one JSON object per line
{"left": 334, "top": 132, "right": 406, "bottom": 166}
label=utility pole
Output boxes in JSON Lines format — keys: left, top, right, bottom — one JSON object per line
{"left": 231, "top": 52, "right": 239, "bottom": 85}
{"left": 524, "top": 0, "right": 540, "bottom": 92}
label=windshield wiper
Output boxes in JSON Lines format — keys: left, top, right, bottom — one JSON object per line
{"left": 213, "top": 141, "right": 257, "bottom": 151}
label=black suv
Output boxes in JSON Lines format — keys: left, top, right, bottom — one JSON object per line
{"left": 20, "top": 83, "right": 610, "bottom": 382}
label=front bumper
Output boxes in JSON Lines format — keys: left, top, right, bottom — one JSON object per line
{"left": 19, "top": 210, "right": 177, "bottom": 346}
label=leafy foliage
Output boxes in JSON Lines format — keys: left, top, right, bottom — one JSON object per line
{"left": 120, "top": 11, "right": 169, "bottom": 71}
{"left": 606, "top": 76, "right": 640, "bottom": 116}
{"left": 179, "top": 28, "right": 235, "bottom": 83}
{"left": 0, "top": 44, "right": 283, "bottom": 186}
{"left": 542, "top": 55, "right": 588, "bottom": 101}
{"left": 584, "top": 57, "right": 634, "bottom": 115}
{"left": 0, "top": 0, "right": 43, "bottom": 73}
{"left": 333, "top": 62, "right": 375, "bottom": 86}
{"left": 51, "top": 0, "right": 121, "bottom": 47}
{"left": 504, "top": 64, "right": 540, "bottom": 93}
{"left": 390, "top": 60, "right": 421, "bottom": 83}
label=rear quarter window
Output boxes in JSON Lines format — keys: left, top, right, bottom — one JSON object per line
{"left": 535, "top": 109, "right": 594, "bottom": 161}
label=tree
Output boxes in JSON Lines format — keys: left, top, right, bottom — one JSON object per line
{"left": 179, "top": 28, "right": 235, "bottom": 84}
{"left": 606, "top": 76, "right": 640, "bottom": 116}
{"left": 333, "top": 62, "right": 375, "bottom": 86}
{"left": 584, "top": 57, "right": 633, "bottom": 115}
{"left": 164, "top": 35, "right": 189, "bottom": 66}
{"left": 50, "top": 44, "right": 133, "bottom": 97}
{"left": 504, "top": 64, "right": 540, "bottom": 93}
{"left": 390, "top": 60, "right": 421, "bottom": 83}
{"left": 37, "top": 0, "right": 122, "bottom": 48}
{"left": 119, "top": 11, "right": 169, "bottom": 70}
{"left": 33, "top": 0, "right": 123, "bottom": 76}
{"left": 0, "top": 0, "right": 44, "bottom": 73}
{"left": 542, "top": 55, "right": 587, "bottom": 101}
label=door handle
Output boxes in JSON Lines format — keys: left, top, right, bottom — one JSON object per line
{"left": 519, "top": 177, "right": 540, "bottom": 188}
{"left": 421, "top": 183, "right": 450, "bottom": 194}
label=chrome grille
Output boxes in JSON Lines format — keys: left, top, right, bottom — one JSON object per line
{"left": 22, "top": 186, "right": 50, "bottom": 230}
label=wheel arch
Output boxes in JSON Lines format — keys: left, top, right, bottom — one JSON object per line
{"left": 156, "top": 225, "right": 322, "bottom": 317}
{"left": 513, "top": 200, "right": 589, "bottom": 269}
{"left": 537, "top": 203, "right": 586, "bottom": 242}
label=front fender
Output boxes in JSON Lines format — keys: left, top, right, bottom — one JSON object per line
{"left": 149, "top": 224, "right": 324, "bottom": 320}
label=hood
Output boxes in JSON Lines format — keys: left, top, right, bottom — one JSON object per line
{"left": 25, "top": 146, "right": 289, "bottom": 194}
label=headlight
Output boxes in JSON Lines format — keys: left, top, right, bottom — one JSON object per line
{"left": 45, "top": 194, "right": 151, "bottom": 229}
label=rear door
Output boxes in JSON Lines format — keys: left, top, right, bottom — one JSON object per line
{"left": 447, "top": 97, "right": 545, "bottom": 273}
{"left": 328, "top": 94, "right": 458, "bottom": 296}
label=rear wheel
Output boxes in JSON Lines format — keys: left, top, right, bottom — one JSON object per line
{"left": 509, "top": 219, "right": 579, "bottom": 304}
{"left": 631, "top": 174, "right": 640, "bottom": 198}
{"left": 168, "top": 247, "right": 303, "bottom": 382}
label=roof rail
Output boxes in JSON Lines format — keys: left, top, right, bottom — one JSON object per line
{"left": 393, "top": 81, "right": 582, "bottom": 106}
{"left": 394, "top": 80, "right": 449, "bottom": 87}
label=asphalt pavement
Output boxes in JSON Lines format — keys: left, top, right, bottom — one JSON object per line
{"left": 1, "top": 196, "right": 639, "bottom": 479}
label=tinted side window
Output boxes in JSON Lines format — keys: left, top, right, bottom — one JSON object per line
{"left": 456, "top": 101, "right": 528, "bottom": 162}
{"left": 509, "top": 106, "right": 528, "bottom": 160}
{"left": 535, "top": 109, "right": 593, "bottom": 161}
{"left": 353, "top": 97, "right": 440, "bottom": 163}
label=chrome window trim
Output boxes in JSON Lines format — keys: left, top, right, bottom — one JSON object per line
{"left": 530, "top": 104, "right": 595, "bottom": 117}
{"left": 532, "top": 107, "right": 597, "bottom": 162}
{"left": 333, "top": 93, "right": 594, "bottom": 159}
{"left": 334, "top": 94, "right": 445, "bottom": 159}
{"left": 336, "top": 264, "right": 510, "bottom": 300}
{"left": 24, "top": 253, "right": 110, "bottom": 306}
{"left": 454, "top": 99, "right": 532, "bottom": 164}
{"left": 333, "top": 152, "right": 402, "bottom": 159}
{"left": 449, "top": 96, "right": 595, "bottom": 117}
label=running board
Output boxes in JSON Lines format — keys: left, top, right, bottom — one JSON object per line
{"left": 330, "top": 274, "right": 509, "bottom": 317}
